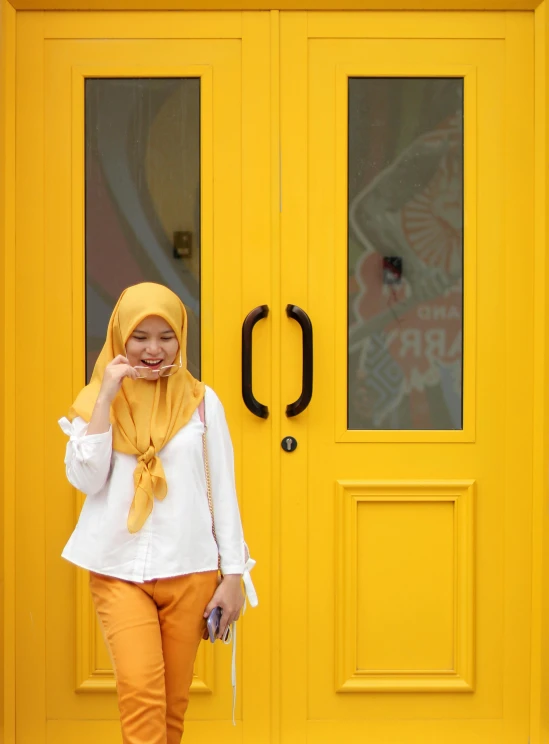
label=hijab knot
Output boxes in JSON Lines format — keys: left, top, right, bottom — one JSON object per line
{"left": 139, "top": 445, "right": 157, "bottom": 466}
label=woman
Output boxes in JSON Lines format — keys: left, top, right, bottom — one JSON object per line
{"left": 58, "top": 282, "right": 257, "bottom": 744}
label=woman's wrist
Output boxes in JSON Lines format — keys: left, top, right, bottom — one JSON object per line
{"left": 87, "top": 395, "right": 113, "bottom": 435}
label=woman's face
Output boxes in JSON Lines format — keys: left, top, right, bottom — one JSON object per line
{"left": 125, "top": 315, "right": 179, "bottom": 377}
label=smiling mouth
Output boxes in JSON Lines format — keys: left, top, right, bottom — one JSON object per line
{"left": 140, "top": 359, "right": 163, "bottom": 368}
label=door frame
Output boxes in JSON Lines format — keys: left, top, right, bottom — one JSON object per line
{"left": 2, "top": 2, "right": 548, "bottom": 743}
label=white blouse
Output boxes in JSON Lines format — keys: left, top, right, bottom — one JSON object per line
{"left": 59, "top": 386, "right": 257, "bottom": 604}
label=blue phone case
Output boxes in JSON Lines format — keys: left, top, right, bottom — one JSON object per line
{"left": 206, "top": 607, "right": 221, "bottom": 643}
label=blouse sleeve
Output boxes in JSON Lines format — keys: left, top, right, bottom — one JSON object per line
{"left": 58, "top": 416, "right": 113, "bottom": 495}
{"left": 205, "top": 389, "right": 258, "bottom": 607}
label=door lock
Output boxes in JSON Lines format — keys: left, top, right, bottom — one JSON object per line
{"left": 281, "top": 436, "right": 298, "bottom": 452}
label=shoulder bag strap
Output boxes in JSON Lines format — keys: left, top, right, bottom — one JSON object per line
{"left": 198, "top": 398, "right": 221, "bottom": 571}
{"left": 199, "top": 397, "right": 237, "bottom": 725}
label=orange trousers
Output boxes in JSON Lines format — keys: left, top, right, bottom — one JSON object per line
{"left": 89, "top": 570, "right": 218, "bottom": 744}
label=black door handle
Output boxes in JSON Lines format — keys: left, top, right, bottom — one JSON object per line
{"left": 286, "top": 304, "right": 313, "bottom": 417}
{"left": 242, "top": 305, "right": 269, "bottom": 419}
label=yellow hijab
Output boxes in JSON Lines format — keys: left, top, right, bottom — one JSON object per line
{"left": 69, "top": 282, "right": 205, "bottom": 533}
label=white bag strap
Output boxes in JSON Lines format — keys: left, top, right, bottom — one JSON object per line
{"left": 198, "top": 398, "right": 221, "bottom": 571}
{"left": 198, "top": 395, "right": 253, "bottom": 726}
{"left": 198, "top": 398, "right": 236, "bottom": 724}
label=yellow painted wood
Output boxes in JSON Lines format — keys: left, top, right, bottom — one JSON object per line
{"left": 47, "top": 33, "right": 242, "bottom": 730}
{"left": 0, "top": 1, "right": 16, "bottom": 743}
{"left": 266, "top": 11, "right": 282, "bottom": 744}
{"left": 15, "top": 11, "right": 47, "bottom": 743}
{"left": 46, "top": 719, "right": 245, "bottom": 742}
{"left": 336, "top": 481, "right": 475, "bottom": 693}
{"left": 6, "top": 0, "right": 544, "bottom": 10}
{"left": 306, "top": 719, "right": 505, "bottom": 742}
{"left": 15, "top": 11, "right": 271, "bottom": 743}
{"left": 278, "top": 12, "right": 308, "bottom": 744}
{"left": 43, "top": 10, "right": 242, "bottom": 37}
{"left": 531, "top": 7, "right": 549, "bottom": 744}
{"left": 265, "top": 11, "right": 282, "bottom": 744}
{"left": 501, "top": 16, "right": 534, "bottom": 744}
{"left": 280, "top": 11, "right": 534, "bottom": 743}
{"left": 7, "top": 7, "right": 547, "bottom": 744}
{"left": 240, "top": 12, "right": 274, "bottom": 744}
{"left": 308, "top": 10, "right": 507, "bottom": 37}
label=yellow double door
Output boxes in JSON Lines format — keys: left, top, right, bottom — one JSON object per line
{"left": 15, "top": 9, "right": 534, "bottom": 744}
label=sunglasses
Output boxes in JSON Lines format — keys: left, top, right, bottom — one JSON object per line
{"left": 125, "top": 349, "right": 183, "bottom": 380}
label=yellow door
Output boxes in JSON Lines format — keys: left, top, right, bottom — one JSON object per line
{"left": 14, "top": 8, "right": 535, "bottom": 744}
{"left": 15, "top": 11, "right": 271, "bottom": 743}
{"left": 279, "top": 11, "right": 534, "bottom": 744}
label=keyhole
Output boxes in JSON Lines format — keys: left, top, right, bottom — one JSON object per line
{"left": 281, "top": 436, "right": 297, "bottom": 452}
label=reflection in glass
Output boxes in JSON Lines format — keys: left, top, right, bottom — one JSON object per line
{"left": 85, "top": 78, "right": 200, "bottom": 381}
{"left": 348, "top": 78, "right": 463, "bottom": 430}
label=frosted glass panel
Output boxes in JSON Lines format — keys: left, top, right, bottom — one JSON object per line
{"left": 348, "top": 78, "right": 463, "bottom": 430}
{"left": 85, "top": 78, "right": 200, "bottom": 381}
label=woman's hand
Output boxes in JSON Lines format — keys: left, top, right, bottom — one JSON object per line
{"left": 87, "top": 356, "right": 138, "bottom": 436}
{"left": 203, "top": 575, "right": 244, "bottom": 640}
{"left": 99, "top": 355, "right": 139, "bottom": 404}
